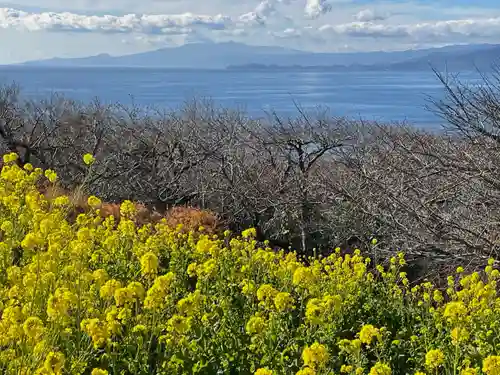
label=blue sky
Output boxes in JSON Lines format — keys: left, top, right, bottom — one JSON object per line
{"left": 1, "top": 0, "right": 500, "bottom": 63}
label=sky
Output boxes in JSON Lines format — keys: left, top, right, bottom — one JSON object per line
{"left": 1, "top": 0, "right": 500, "bottom": 63}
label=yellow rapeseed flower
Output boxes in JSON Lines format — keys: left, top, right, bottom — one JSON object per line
{"left": 245, "top": 315, "right": 266, "bottom": 335}
{"left": 338, "top": 339, "right": 362, "bottom": 356}
{"left": 83, "top": 153, "right": 96, "bottom": 165}
{"left": 143, "top": 272, "right": 175, "bottom": 310}
{"left": 44, "top": 169, "right": 58, "bottom": 183}
{"left": 341, "top": 365, "right": 354, "bottom": 373}
{"left": 296, "top": 368, "right": 316, "bottom": 375}
{"left": 100, "top": 279, "right": 123, "bottom": 299}
{"left": 21, "top": 232, "right": 41, "bottom": 249}
{"left": 359, "top": 324, "right": 381, "bottom": 345}
{"left": 120, "top": 200, "right": 136, "bottom": 217}
{"left": 140, "top": 252, "right": 159, "bottom": 275}
{"left": 257, "top": 284, "right": 278, "bottom": 302}
{"left": 22, "top": 316, "right": 45, "bottom": 339}
{"left": 425, "top": 349, "right": 445, "bottom": 370}
{"left": 167, "top": 314, "right": 191, "bottom": 334}
{"left": 92, "top": 269, "right": 109, "bottom": 286}
{"left": 87, "top": 195, "right": 102, "bottom": 208}
{"left": 3, "top": 152, "right": 18, "bottom": 163}
{"left": 3, "top": 151, "right": 500, "bottom": 375}
{"left": 53, "top": 195, "right": 70, "bottom": 206}
{"left": 255, "top": 368, "right": 274, "bottom": 375}
{"left": 81, "top": 318, "right": 109, "bottom": 348}
{"left": 443, "top": 301, "right": 467, "bottom": 323}
{"left": 46, "top": 288, "right": 77, "bottom": 321}
{"left": 451, "top": 327, "right": 470, "bottom": 345}
{"left": 293, "top": 266, "right": 315, "bottom": 286}
{"left": 127, "top": 281, "right": 146, "bottom": 300}
{"left": 274, "top": 292, "right": 295, "bottom": 312}
{"left": 483, "top": 356, "right": 500, "bottom": 375}
{"left": 1, "top": 220, "right": 13, "bottom": 234}
{"left": 187, "top": 263, "right": 198, "bottom": 277}
{"left": 240, "top": 279, "right": 256, "bottom": 296}
{"left": 460, "top": 368, "right": 478, "bottom": 375}
{"left": 242, "top": 227, "right": 257, "bottom": 238}
{"left": 114, "top": 287, "right": 134, "bottom": 307}
{"left": 433, "top": 290, "right": 444, "bottom": 303}
{"left": 132, "top": 324, "right": 147, "bottom": 334}
{"left": 43, "top": 351, "right": 65, "bottom": 374}
{"left": 369, "top": 362, "right": 391, "bottom": 375}
{"left": 302, "top": 342, "right": 329, "bottom": 370}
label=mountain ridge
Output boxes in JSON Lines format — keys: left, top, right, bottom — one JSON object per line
{"left": 16, "top": 42, "right": 500, "bottom": 71}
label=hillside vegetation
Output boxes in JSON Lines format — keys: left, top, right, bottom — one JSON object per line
{"left": 2, "top": 68, "right": 500, "bottom": 281}
{"left": 0, "top": 152, "right": 499, "bottom": 375}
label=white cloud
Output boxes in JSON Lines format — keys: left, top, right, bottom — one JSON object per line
{"left": 409, "top": 18, "right": 500, "bottom": 39}
{"left": 0, "top": 0, "right": 334, "bottom": 34}
{"left": 239, "top": 0, "right": 327, "bottom": 26}
{"left": 270, "top": 27, "right": 302, "bottom": 38}
{"left": 354, "top": 9, "right": 387, "bottom": 23}
{"left": 238, "top": 0, "right": 276, "bottom": 26}
{"left": 6, "top": 2, "right": 498, "bottom": 43}
{"left": 304, "top": 0, "right": 331, "bottom": 19}
{"left": 319, "top": 17, "right": 500, "bottom": 41}
{"left": 320, "top": 22, "right": 407, "bottom": 38}
{"left": 0, "top": 7, "right": 231, "bottom": 33}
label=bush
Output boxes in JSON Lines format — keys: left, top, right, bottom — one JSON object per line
{"left": 0, "top": 151, "right": 499, "bottom": 375}
{"left": 162, "top": 206, "right": 220, "bottom": 235}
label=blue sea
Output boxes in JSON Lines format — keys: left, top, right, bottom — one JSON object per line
{"left": 0, "top": 66, "right": 483, "bottom": 127}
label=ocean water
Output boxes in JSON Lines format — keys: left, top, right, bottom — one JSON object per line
{"left": 0, "top": 66, "right": 482, "bottom": 127}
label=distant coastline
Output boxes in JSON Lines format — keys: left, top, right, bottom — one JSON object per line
{"left": 13, "top": 41, "right": 500, "bottom": 72}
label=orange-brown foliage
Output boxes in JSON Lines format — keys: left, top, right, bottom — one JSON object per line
{"left": 37, "top": 182, "right": 220, "bottom": 233}
{"left": 163, "top": 206, "right": 220, "bottom": 235}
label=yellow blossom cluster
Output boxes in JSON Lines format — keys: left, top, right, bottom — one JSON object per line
{"left": 0, "top": 152, "right": 499, "bottom": 374}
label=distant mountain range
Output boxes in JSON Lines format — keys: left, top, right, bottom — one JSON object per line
{"left": 16, "top": 41, "right": 500, "bottom": 71}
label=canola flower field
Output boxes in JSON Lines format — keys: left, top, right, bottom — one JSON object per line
{"left": 0, "top": 152, "right": 499, "bottom": 375}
